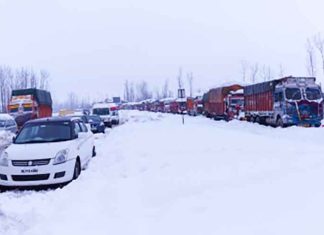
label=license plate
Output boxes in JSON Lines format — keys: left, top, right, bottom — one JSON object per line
{"left": 21, "top": 169, "right": 38, "bottom": 173}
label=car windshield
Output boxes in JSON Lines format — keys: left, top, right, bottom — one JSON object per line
{"left": 93, "top": 108, "right": 109, "bottom": 115}
{"left": 305, "top": 88, "right": 322, "bottom": 100}
{"left": 15, "top": 122, "right": 72, "bottom": 144}
{"left": 88, "top": 116, "right": 101, "bottom": 122}
{"left": 285, "top": 88, "right": 302, "bottom": 100}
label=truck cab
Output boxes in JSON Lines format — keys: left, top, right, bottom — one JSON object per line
{"left": 273, "top": 79, "right": 323, "bottom": 127}
{"left": 225, "top": 89, "right": 244, "bottom": 120}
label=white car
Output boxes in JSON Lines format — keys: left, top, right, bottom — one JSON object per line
{"left": 0, "top": 117, "right": 95, "bottom": 187}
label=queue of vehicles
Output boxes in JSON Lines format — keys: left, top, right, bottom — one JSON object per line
{"left": 128, "top": 76, "right": 324, "bottom": 128}
{"left": 0, "top": 89, "right": 121, "bottom": 189}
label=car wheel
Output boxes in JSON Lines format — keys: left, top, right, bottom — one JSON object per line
{"left": 73, "top": 159, "right": 81, "bottom": 180}
{"left": 92, "top": 146, "right": 96, "bottom": 157}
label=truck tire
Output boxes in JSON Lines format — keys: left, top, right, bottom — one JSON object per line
{"left": 276, "top": 117, "right": 285, "bottom": 128}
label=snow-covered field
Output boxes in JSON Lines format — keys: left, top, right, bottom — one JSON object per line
{"left": 1, "top": 110, "right": 324, "bottom": 235}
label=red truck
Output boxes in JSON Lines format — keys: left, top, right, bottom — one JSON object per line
{"left": 203, "top": 84, "right": 244, "bottom": 120}
{"left": 8, "top": 88, "right": 52, "bottom": 128}
{"left": 244, "top": 76, "right": 323, "bottom": 127}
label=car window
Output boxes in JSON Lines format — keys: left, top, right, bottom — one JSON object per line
{"left": 79, "top": 122, "right": 88, "bottom": 132}
{"left": 74, "top": 122, "right": 81, "bottom": 134}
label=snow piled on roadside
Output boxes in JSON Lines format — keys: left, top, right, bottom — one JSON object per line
{"left": 1, "top": 111, "right": 324, "bottom": 235}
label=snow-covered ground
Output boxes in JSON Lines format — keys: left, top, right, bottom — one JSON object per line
{"left": 1, "top": 111, "right": 324, "bottom": 235}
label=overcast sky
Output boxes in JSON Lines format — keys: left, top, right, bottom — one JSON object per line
{"left": 0, "top": 0, "right": 323, "bottom": 102}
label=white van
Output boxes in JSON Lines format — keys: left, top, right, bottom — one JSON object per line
{"left": 92, "top": 103, "right": 119, "bottom": 128}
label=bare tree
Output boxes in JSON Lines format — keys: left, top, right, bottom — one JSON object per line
{"left": 67, "top": 92, "right": 79, "bottom": 109}
{"left": 40, "top": 70, "right": 50, "bottom": 90}
{"left": 129, "top": 82, "right": 135, "bottom": 102}
{"left": 306, "top": 38, "right": 317, "bottom": 77}
{"left": 260, "top": 65, "right": 273, "bottom": 81}
{"left": 250, "top": 63, "right": 259, "bottom": 83}
{"left": 161, "top": 79, "right": 170, "bottom": 98}
{"left": 241, "top": 60, "right": 249, "bottom": 82}
{"left": 136, "top": 81, "right": 152, "bottom": 101}
{"left": 123, "top": 80, "right": 130, "bottom": 101}
{"left": 314, "top": 33, "right": 324, "bottom": 76}
{"left": 278, "top": 64, "right": 285, "bottom": 77}
{"left": 30, "top": 69, "right": 37, "bottom": 88}
{"left": 187, "top": 72, "right": 193, "bottom": 97}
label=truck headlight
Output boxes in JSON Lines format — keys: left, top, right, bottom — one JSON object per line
{"left": 53, "top": 149, "right": 69, "bottom": 165}
{"left": 0, "top": 152, "right": 9, "bottom": 167}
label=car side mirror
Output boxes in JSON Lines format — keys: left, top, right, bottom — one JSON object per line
{"left": 74, "top": 133, "right": 79, "bottom": 139}
{"left": 12, "top": 136, "right": 16, "bottom": 143}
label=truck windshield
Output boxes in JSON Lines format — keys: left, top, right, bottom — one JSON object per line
{"left": 93, "top": 108, "right": 109, "bottom": 115}
{"left": 15, "top": 122, "right": 72, "bottom": 144}
{"left": 230, "top": 99, "right": 244, "bottom": 106}
{"left": 285, "top": 88, "right": 301, "bottom": 100}
{"left": 305, "top": 88, "right": 322, "bottom": 100}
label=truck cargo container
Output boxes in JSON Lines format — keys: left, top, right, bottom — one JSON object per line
{"left": 204, "top": 84, "right": 244, "bottom": 120}
{"left": 244, "top": 76, "right": 323, "bottom": 127}
{"left": 8, "top": 88, "right": 52, "bottom": 128}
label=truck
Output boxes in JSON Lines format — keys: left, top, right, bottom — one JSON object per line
{"left": 203, "top": 84, "right": 244, "bottom": 120}
{"left": 187, "top": 95, "right": 203, "bottom": 116}
{"left": 244, "top": 76, "right": 323, "bottom": 127}
{"left": 8, "top": 88, "right": 52, "bottom": 128}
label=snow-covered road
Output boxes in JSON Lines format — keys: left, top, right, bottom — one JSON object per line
{"left": 1, "top": 111, "right": 324, "bottom": 235}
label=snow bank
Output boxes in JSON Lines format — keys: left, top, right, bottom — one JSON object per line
{"left": 1, "top": 111, "right": 324, "bottom": 235}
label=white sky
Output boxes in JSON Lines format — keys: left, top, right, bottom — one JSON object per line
{"left": 0, "top": 0, "right": 324, "bottom": 102}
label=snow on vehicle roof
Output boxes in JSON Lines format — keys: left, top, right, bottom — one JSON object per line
{"left": 92, "top": 102, "right": 117, "bottom": 109}
{"left": 159, "top": 97, "right": 175, "bottom": 102}
{"left": 211, "top": 80, "right": 250, "bottom": 89}
{"left": 0, "top": 113, "right": 14, "bottom": 120}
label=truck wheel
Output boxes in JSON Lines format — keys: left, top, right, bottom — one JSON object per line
{"left": 276, "top": 117, "right": 284, "bottom": 128}
{"left": 255, "top": 116, "right": 261, "bottom": 124}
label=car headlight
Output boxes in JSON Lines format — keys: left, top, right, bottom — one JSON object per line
{"left": 0, "top": 152, "right": 9, "bottom": 167}
{"left": 53, "top": 149, "right": 69, "bottom": 165}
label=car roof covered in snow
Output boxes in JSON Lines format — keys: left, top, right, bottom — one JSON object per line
{"left": 26, "top": 116, "right": 80, "bottom": 124}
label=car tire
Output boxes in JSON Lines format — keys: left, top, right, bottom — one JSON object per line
{"left": 73, "top": 159, "right": 81, "bottom": 180}
{"left": 92, "top": 146, "right": 96, "bottom": 157}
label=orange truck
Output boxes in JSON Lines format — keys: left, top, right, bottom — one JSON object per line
{"left": 187, "top": 97, "right": 197, "bottom": 116}
{"left": 203, "top": 84, "right": 244, "bottom": 121}
{"left": 8, "top": 88, "right": 52, "bottom": 128}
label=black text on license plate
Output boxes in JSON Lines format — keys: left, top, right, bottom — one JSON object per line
{"left": 21, "top": 169, "right": 38, "bottom": 173}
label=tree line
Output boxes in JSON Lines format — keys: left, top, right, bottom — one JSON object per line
{"left": 123, "top": 68, "right": 195, "bottom": 102}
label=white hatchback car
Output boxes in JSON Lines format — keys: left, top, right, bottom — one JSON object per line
{"left": 0, "top": 117, "right": 95, "bottom": 187}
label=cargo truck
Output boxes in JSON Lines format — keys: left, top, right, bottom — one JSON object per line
{"left": 244, "top": 76, "right": 323, "bottom": 127}
{"left": 8, "top": 88, "right": 52, "bottom": 128}
{"left": 204, "top": 84, "right": 244, "bottom": 120}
